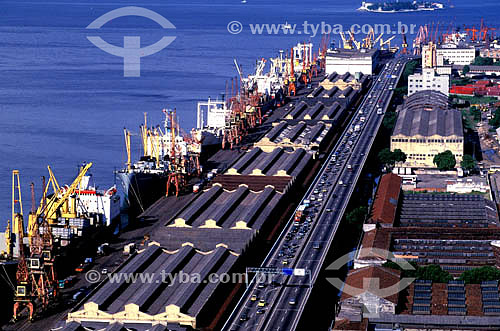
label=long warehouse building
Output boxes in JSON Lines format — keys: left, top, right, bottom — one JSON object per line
{"left": 66, "top": 242, "right": 240, "bottom": 330}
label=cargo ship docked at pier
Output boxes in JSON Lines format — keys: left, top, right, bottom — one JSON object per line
{"left": 115, "top": 109, "right": 201, "bottom": 216}
{"left": 116, "top": 48, "right": 305, "bottom": 216}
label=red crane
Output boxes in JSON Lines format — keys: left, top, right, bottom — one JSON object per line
{"left": 288, "top": 48, "right": 296, "bottom": 97}
{"left": 401, "top": 27, "right": 408, "bottom": 55}
{"left": 465, "top": 26, "right": 479, "bottom": 41}
{"left": 165, "top": 108, "right": 184, "bottom": 197}
{"left": 13, "top": 178, "right": 58, "bottom": 322}
{"left": 479, "top": 19, "right": 496, "bottom": 41}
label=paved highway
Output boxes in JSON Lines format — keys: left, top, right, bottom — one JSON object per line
{"left": 223, "top": 57, "right": 410, "bottom": 331}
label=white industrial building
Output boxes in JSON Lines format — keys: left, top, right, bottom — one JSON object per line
{"left": 437, "top": 46, "right": 476, "bottom": 65}
{"left": 408, "top": 68, "right": 449, "bottom": 96}
{"left": 325, "top": 48, "right": 378, "bottom": 76}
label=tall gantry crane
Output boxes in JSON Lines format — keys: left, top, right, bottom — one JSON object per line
{"left": 288, "top": 48, "right": 296, "bottom": 97}
{"left": 165, "top": 109, "right": 186, "bottom": 197}
{"left": 401, "top": 27, "right": 409, "bottom": 55}
{"left": 13, "top": 164, "right": 92, "bottom": 321}
{"left": 11, "top": 171, "right": 55, "bottom": 322}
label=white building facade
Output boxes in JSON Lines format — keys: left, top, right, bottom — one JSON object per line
{"left": 437, "top": 46, "right": 476, "bottom": 65}
{"left": 408, "top": 68, "right": 449, "bottom": 96}
{"left": 325, "top": 49, "right": 377, "bottom": 76}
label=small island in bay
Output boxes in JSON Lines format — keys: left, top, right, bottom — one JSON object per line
{"left": 358, "top": 1, "right": 445, "bottom": 13}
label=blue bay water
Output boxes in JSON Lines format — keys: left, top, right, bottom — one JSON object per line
{"left": 0, "top": 0, "right": 498, "bottom": 228}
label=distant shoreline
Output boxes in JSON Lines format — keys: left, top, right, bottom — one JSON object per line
{"left": 358, "top": 7, "right": 440, "bottom": 13}
{"left": 358, "top": 2, "right": 445, "bottom": 13}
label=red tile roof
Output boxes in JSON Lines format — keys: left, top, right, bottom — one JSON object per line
{"left": 358, "top": 228, "right": 391, "bottom": 261}
{"left": 333, "top": 318, "right": 369, "bottom": 330}
{"left": 340, "top": 266, "right": 401, "bottom": 305}
{"left": 368, "top": 173, "right": 402, "bottom": 226}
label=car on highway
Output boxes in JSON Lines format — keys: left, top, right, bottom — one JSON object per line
{"left": 256, "top": 309, "right": 265, "bottom": 314}
{"left": 258, "top": 299, "right": 266, "bottom": 307}
{"left": 289, "top": 298, "right": 297, "bottom": 305}
{"left": 240, "top": 313, "right": 249, "bottom": 322}
{"left": 313, "top": 243, "right": 321, "bottom": 249}
{"left": 251, "top": 294, "right": 258, "bottom": 301}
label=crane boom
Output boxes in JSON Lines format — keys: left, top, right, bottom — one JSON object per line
{"left": 234, "top": 59, "right": 243, "bottom": 81}
{"left": 41, "top": 163, "right": 93, "bottom": 223}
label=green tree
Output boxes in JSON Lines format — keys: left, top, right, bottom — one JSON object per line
{"left": 382, "top": 262, "right": 452, "bottom": 283}
{"left": 383, "top": 112, "right": 398, "bottom": 131}
{"left": 459, "top": 266, "right": 500, "bottom": 284}
{"left": 462, "top": 65, "right": 470, "bottom": 75}
{"left": 378, "top": 148, "right": 395, "bottom": 167}
{"left": 473, "top": 56, "right": 494, "bottom": 66}
{"left": 346, "top": 206, "right": 368, "bottom": 232}
{"left": 489, "top": 108, "right": 500, "bottom": 128}
{"left": 470, "top": 107, "right": 481, "bottom": 122}
{"left": 414, "top": 265, "right": 453, "bottom": 283}
{"left": 402, "top": 59, "right": 420, "bottom": 85}
{"left": 433, "top": 150, "right": 456, "bottom": 170}
{"left": 460, "top": 154, "right": 477, "bottom": 171}
{"left": 392, "top": 149, "right": 407, "bottom": 164}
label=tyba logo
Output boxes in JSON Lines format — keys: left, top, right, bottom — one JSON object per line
{"left": 86, "top": 7, "right": 176, "bottom": 77}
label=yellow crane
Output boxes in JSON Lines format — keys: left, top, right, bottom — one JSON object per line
{"left": 380, "top": 36, "right": 396, "bottom": 50}
{"left": 140, "top": 112, "right": 149, "bottom": 157}
{"left": 340, "top": 31, "right": 353, "bottom": 49}
{"left": 362, "top": 29, "right": 375, "bottom": 49}
{"left": 28, "top": 163, "right": 93, "bottom": 238}
{"left": 5, "top": 170, "right": 24, "bottom": 258}
{"left": 374, "top": 33, "right": 384, "bottom": 46}
{"left": 348, "top": 31, "right": 361, "bottom": 50}
{"left": 124, "top": 128, "right": 132, "bottom": 172}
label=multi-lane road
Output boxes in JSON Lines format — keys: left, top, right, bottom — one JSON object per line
{"left": 223, "top": 57, "right": 409, "bottom": 331}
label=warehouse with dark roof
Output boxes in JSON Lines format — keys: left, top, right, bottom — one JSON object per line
{"left": 390, "top": 90, "right": 464, "bottom": 168}
{"left": 66, "top": 243, "right": 240, "bottom": 330}
{"left": 254, "top": 120, "right": 333, "bottom": 153}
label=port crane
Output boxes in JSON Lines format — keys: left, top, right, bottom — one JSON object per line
{"left": 465, "top": 26, "right": 479, "bottom": 42}
{"left": 5, "top": 170, "right": 24, "bottom": 258}
{"left": 340, "top": 31, "right": 354, "bottom": 50}
{"left": 13, "top": 166, "right": 72, "bottom": 322}
{"left": 479, "top": 19, "right": 496, "bottom": 42}
{"left": 300, "top": 43, "right": 310, "bottom": 86}
{"left": 380, "top": 36, "right": 396, "bottom": 51}
{"left": 413, "top": 25, "right": 429, "bottom": 55}
{"left": 27, "top": 163, "right": 93, "bottom": 233}
{"left": 318, "top": 32, "right": 331, "bottom": 70}
{"left": 165, "top": 108, "right": 187, "bottom": 197}
{"left": 348, "top": 31, "right": 361, "bottom": 50}
{"left": 287, "top": 48, "right": 296, "bottom": 97}
{"left": 401, "top": 27, "right": 409, "bottom": 55}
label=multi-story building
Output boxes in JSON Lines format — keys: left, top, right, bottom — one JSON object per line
{"left": 480, "top": 48, "right": 500, "bottom": 59}
{"left": 422, "top": 42, "right": 438, "bottom": 68}
{"left": 408, "top": 68, "right": 449, "bottom": 96}
{"left": 391, "top": 91, "right": 463, "bottom": 168}
{"left": 437, "top": 46, "right": 476, "bottom": 65}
